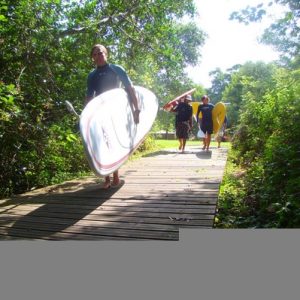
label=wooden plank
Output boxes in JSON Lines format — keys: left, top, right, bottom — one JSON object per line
{"left": 0, "top": 226, "right": 149, "bottom": 240}
{"left": 0, "top": 213, "right": 178, "bottom": 233}
{"left": 2, "top": 201, "right": 216, "bottom": 210}
{"left": 0, "top": 220, "right": 178, "bottom": 240}
{"left": 0, "top": 211, "right": 214, "bottom": 227}
{"left": 0, "top": 146, "right": 227, "bottom": 240}
{"left": 4, "top": 196, "right": 218, "bottom": 205}
{"left": 0, "top": 207, "right": 214, "bottom": 222}
{"left": 1, "top": 202, "right": 216, "bottom": 214}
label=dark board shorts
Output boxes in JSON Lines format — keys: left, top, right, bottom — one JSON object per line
{"left": 200, "top": 123, "right": 213, "bottom": 135}
{"left": 176, "top": 121, "right": 190, "bottom": 139}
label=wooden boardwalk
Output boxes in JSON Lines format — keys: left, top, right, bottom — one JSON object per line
{"left": 0, "top": 146, "right": 228, "bottom": 240}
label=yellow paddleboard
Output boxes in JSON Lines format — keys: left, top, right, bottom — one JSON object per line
{"left": 212, "top": 102, "right": 226, "bottom": 134}
{"left": 191, "top": 102, "right": 202, "bottom": 119}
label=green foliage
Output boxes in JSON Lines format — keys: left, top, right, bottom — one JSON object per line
{"left": 218, "top": 67, "right": 300, "bottom": 228}
{"left": 230, "top": 3, "right": 266, "bottom": 24}
{"left": 223, "top": 61, "right": 277, "bottom": 128}
{"left": 207, "top": 68, "right": 232, "bottom": 103}
{"left": 134, "top": 134, "right": 157, "bottom": 154}
{"left": 0, "top": 81, "right": 24, "bottom": 196}
{"left": 1, "top": 0, "right": 205, "bottom": 198}
{"left": 215, "top": 152, "right": 250, "bottom": 228}
{"left": 0, "top": 79, "right": 89, "bottom": 197}
{"left": 230, "top": 0, "right": 300, "bottom": 63}
{"left": 36, "top": 122, "right": 90, "bottom": 186}
{"left": 216, "top": 1, "right": 300, "bottom": 228}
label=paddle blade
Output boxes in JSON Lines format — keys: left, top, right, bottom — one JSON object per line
{"left": 65, "top": 100, "right": 79, "bottom": 118}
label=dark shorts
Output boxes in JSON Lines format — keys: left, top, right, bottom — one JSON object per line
{"left": 176, "top": 121, "right": 190, "bottom": 139}
{"left": 200, "top": 123, "right": 213, "bottom": 135}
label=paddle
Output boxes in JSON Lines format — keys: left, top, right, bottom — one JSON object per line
{"left": 65, "top": 100, "right": 80, "bottom": 119}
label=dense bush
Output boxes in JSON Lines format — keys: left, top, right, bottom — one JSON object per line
{"left": 219, "top": 68, "right": 300, "bottom": 228}
{"left": 0, "top": 0, "right": 206, "bottom": 199}
{"left": 0, "top": 81, "right": 90, "bottom": 197}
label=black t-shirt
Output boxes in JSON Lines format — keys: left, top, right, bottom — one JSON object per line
{"left": 197, "top": 103, "right": 214, "bottom": 124}
{"left": 175, "top": 102, "right": 192, "bottom": 122}
{"left": 86, "top": 64, "right": 132, "bottom": 98}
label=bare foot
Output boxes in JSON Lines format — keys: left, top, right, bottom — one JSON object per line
{"left": 101, "top": 181, "right": 111, "bottom": 189}
{"left": 111, "top": 179, "right": 125, "bottom": 188}
{"left": 111, "top": 179, "right": 120, "bottom": 187}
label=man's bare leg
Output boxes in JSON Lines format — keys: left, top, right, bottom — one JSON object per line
{"left": 112, "top": 171, "right": 120, "bottom": 186}
{"left": 102, "top": 176, "right": 111, "bottom": 189}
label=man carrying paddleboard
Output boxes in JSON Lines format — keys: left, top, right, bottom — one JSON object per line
{"left": 171, "top": 94, "right": 193, "bottom": 153}
{"left": 196, "top": 95, "right": 214, "bottom": 151}
{"left": 85, "top": 44, "right": 140, "bottom": 189}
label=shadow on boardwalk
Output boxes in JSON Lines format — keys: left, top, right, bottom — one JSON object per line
{"left": 0, "top": 146, "right": 228, "bottom": 240}
{"left": 143, "top": 148, "right": 212, "bottom": 159}
{"left": 1, "top": 179, "right": 119, "bottom": 239}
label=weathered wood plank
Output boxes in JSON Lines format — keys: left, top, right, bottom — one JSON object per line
{"left": 0, "top": 226, "right": 155, "bottom": 240}
{"left": 0, "top": 207, "right": 214, "bottom": 222}
{"left": 0, "top": 213, "right": 178, "bottom": 232}
{"left": 0, "top": 211, "right": 214, "bottom": 227}
{"left": 1, "top": 202, "right": 216, "bottom": 214}
{"left": 0, "top": 219, "right": 178, "bottom": 240}
{"left": 0, "top": 146, "right": 228, "bottom": 240}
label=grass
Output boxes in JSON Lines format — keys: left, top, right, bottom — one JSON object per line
{"left": 154, "top": 138, "right": 231, "bottom": 149}
{"left": 130, "top": 137, "right": 231, "bottom": 161}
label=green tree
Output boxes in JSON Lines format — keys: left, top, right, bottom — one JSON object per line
{"left": 207, "top": 67, "right": 233, "bottom": 103}
{"left": 230, "top": 0, "right": 300, "bottom": 63}
{"left": 223, "top": 61, "right": 277, "bottom": 128}
{"left": 216, "top": 0, "right": 300, "bottom": 228}
{"left": 232, "top": 68, "right": 300, "bottom": 227}
{"left": 0, "top": 0, "right": 206, "bottom": 197}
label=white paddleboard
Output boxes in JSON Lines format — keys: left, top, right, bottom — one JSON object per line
{"left": 80, "top": 86, "right": 158, "bottom": 176}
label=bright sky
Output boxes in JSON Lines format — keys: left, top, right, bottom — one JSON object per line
{"left": 186, "top": 0, "right": 283, "bottom": 88}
